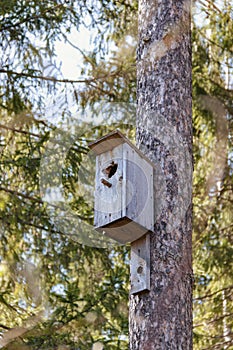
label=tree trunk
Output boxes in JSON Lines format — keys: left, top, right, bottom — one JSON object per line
{"left": 129, "top": 0, "right": 193, "bottom": 349}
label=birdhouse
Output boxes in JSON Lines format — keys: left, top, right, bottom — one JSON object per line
{"left": 89, "top": 130, "right": 154, "bottom": 244}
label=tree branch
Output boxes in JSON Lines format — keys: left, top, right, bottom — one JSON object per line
{"left": 0, "top": 68, "right": 116, "bottom": 86}
{"left": 0, "top": 124, "right": 42, "bottom": 138}
{"left": 194, "top": 285, "right": 233, "bottom": 301}
{"left": 0, "top": 4, "right": 66, "bottom": 31}
{"left": 0, "top": 324, "right": 11, "bottom": 330}
{"left": 0, "top": 68, "right": 90, "bottom": 84}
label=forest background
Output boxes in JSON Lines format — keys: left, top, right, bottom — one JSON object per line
{"left": 0, "top": 0, "right": 232, "bottom": 349}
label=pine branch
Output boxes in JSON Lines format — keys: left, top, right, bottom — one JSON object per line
{"left": 194, "top": 285, "right": 233, "bottom": 301}
{"left": 0, "top": 68, "right": 90, "bottom": 84}
{"left": 0, "top": 324, "right": 11, "bottom": 330}
{"left": 0, "top": 4, "right": 67, "bottom": 31}
{"left": 0, "top": 68, "right": 116, "bottom": 86}
{"left": 0, "top": 124, "right": 42, "bottom": 138}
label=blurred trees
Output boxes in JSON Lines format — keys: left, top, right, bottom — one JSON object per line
{"left": 192, "top": 2, "right": 233, "bottom": 348}
{"left": 0, "top": 1, "right": 134, "bottom": 349}
{"left": 0, "top": 0, "right": 232, "bottom": 349}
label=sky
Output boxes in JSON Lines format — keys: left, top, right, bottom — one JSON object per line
{"left": 51, "top": 25, "right": 121, "bottom": 125}
{"left": 55, "top": 26, "right": 95, "bottom": 80}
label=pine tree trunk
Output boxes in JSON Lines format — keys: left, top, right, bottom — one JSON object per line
{"left": 129, "top": 0, "right": 193, "bottom": 349}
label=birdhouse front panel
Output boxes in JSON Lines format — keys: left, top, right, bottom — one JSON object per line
{"left": 94, "top": 143, "right": 124, "bottom": 228}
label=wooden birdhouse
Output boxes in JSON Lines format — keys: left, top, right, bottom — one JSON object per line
{"left": 89, "top": 130, "right": 154, "bottom": 245}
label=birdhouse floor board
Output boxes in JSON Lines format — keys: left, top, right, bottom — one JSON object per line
{"left": 96, "top": 217, "right": 151, "bottom": 244}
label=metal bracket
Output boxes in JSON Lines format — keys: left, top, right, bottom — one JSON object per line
{"left": 130, "top": 233, "right": 150, "bottom": 294}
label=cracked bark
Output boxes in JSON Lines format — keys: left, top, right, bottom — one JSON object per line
{"left": 129, "top": 0, "right": 193, "bottom": 349}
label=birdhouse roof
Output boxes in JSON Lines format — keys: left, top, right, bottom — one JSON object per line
{"left": 88, "top": 130, "right": 130, "bottom": 155}
{"left": 88, "top": 130, "right": 155, "bottom": 168}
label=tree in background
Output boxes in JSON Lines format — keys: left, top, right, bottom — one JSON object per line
{"left": 0, "top": 1, "right": 134, "bottom": 349}
{"left": 192, "top": 2, "right": 233, "bottom": 348}
{"left": 0, "top": 0, "right": 232, "bottom": 349}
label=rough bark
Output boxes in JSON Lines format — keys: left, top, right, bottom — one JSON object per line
{"left": 129, "top": 0, "right": 193, "bottom": 349}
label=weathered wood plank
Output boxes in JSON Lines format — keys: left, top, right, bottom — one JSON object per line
{"left": 130, "top": 234, "right": 150, "bottom": 294}
{"left": 98, "top": 217, "right": 151, "bottom": 244}
{"left": 124, "top": 143, "right": 154, "bottom": 233}
{"left": 89, "top": 129, "right": 156, "bottom": 168}
{"left": 94, "top": 144, "right": 123, "bottom": 228}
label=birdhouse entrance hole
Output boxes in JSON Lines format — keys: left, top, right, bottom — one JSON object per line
{"left": 100, "top": 161, "right": 118, "bottom": 188}
{"left": 103, "top": 161, "right": 118, "bottom": 178}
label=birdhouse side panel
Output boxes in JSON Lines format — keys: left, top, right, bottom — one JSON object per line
{"left": 94, "top": 144, "right": 123, "bottom": 228}
{"left": 123, "top": 143, "right": 154, "bottom": 234}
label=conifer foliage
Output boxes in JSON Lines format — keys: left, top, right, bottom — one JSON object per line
{"left": 0, "top": 0, "right": 232, "bottom": 349}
